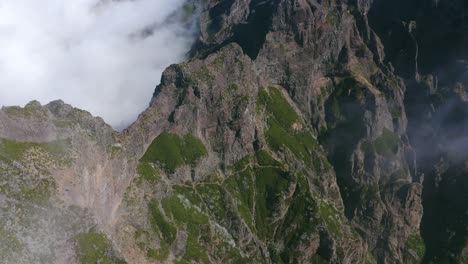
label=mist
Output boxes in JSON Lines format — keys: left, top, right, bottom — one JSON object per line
{"left": 0, "top": 0, "right": 198, "bottom": 129}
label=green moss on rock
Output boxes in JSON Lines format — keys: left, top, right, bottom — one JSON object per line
{"left": 137, "top": 162, "right": 161, "bottom": 183}
{"left": 254, "top": 164, "right": 292, "bottom": 239}
{"left": 360, "top": 129, "right": 400, "bottom": 157}
{"left": 223, "top": 169, "right": 255, "bottom": 228}
{"left": 141, "top": 133, "right": 207, "bottom": 173}
{"left": 258, "top": 87, "right": 300, "bottom": 129}
{"left": 75, "top": 233, "right": 126, "bottom": 264}
{"left": 134, "top": 229, "right": 170, "bottom": 262}
{"left": 196, "top": 184, "right": 228, "bottom": 222}
{"left": 275, "top": 176, "right": 320, "bottom": 262}
{"left": 265, "top": 113, "right": 318, "bottom": 164}
{"left": 257, "top": 87, "right": 321, "bottom": 166}
{"left": 255, "top": 150, "right": 282, "bottom": 167}
{"left": 405, "top": 232, "right": 425, "bottom": 261}
{"left": 365, "top": 252, "right": 377, "bottom": 264}
{"left": 373, "top": 128, "right": 400, "bottom": 156}
{"left": 0, "top": 153, "right": 57, "bottom": 205}
{"left": 149, "top": 200, "right": 177, "bottom": 245}
{"left": 0, "top": 138, "right": 69, "bottom": 161}
{"left": 157, "top": 184, "right": 254, "bottom": 263}
{"left": 311, "top": 254, "right": 329, "bottom": 264}
{"left": 162, "top": 194, "right": 211, "bottom": 263}
{"left": 319, "top": 202, "right": 342, "bottom": 236}
{"left": 162, "top": 194, "right": 208, "bottom": 229}
{"left": 21, "top": 178, "right": 56, "bottom": 205}
{"left": 359, "top": 185, "right": 381, "bottom": 207}
{"left": 147, "top": 244, "right": 170, "bottom": 262}
{"left": 3, "top": 104, "right": 48, "bottom": 119}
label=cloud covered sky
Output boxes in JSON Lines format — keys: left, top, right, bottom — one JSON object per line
{"left": 0, "top": 0, "right": 195, "bottom": 129}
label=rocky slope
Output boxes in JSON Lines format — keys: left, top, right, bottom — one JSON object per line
{"left": 0, "top": 0, "right": 466, "bottom": 263}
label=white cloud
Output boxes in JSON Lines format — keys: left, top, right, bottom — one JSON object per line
{"left": 0, "top": 0, "right": 196, "bottom": 129}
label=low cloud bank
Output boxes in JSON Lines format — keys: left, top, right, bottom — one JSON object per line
{"left": 0, "top": 0, "right": 197, "bottom": 129}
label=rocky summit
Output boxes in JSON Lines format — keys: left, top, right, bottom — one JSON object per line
{"left": 0, "top": 0, "right": 467, "bottom": 263}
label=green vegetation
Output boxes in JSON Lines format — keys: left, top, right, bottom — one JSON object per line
{"left": 110, "top": 145, "right": 122, "bottom": 157}
{"left": 173, "top": 186, "right": 205, "bottom": 209}
{"left": 196, "top": 184, "right": 227, "bottom": 222}
{"left": 229, "top": 154, "right": 253, "bottom": 172}
{"left": 134, "top": 229, "right": 170, "bottom": 262}
{"left": 3, "top": 104, "right": 47, "bottom": 119}
{"left": 135, "top": 148, "right": 345, "bottom": 263}
{"left": 265, "top": 118, "right": 318, "bottom": 163}
{"left": 146, "top": 200, "right": 174, "bottom": 261}
{"left": 359, "top": 185, "right": 381, "bottom": 207}
{"left": 359, "top": 128, "right": 400, "bottom": 157}
{"left": 258, "top": 87, "right": 320, "bottom": 165}
{"left": 223, "top": 168, "right": 255, "bottom": 228}
{"left": 151, "top": 185, "right": 253, "bottom": 263}
{"left": 0, "top": 138, "right": 63, "bottom": 205}
{"left": 21, "top": 178, "right": 56, "bottom": 205}
{"left": 462, "top": 256, "right": 468, "bottom": 264}
{"left": 141, "top": 133, "right": 207, "bottom": 173}
{"left": 0, "top": 226, "right": 23, "bottom": 260}
{"left": 254, "top": 160, "right": 292, "bottom": 238}
{"left": 405, "top": 232, "right": 426, "bottom": 261}
{"left": 311, "top": 254, "right": 329, "bottom": 264}
{"left": 255, "top": 150, "right": 281, "bottom": 167}
{"left": 137, "top": 162, "right": 160, "bottom": 183}
{"left": 162, "top": 195, "right": 208, "bottom": 229}
{"left": 4, "top": 106, "right": 29, "bottom": 117}
{"left": 211, "top": 242, "right": 249, "bottom": 264}
{"left": 182, "top": 134, "right": 208, "bottom": 163}
{"left": 213, "top": 55, "right": 226, "bottom": 68}
{"left": 258, "top": 87, "right": 299, "bottom": 129}
{"left": 319, "top": 202, "right": 342, "bottom": 236}
{"left": 275, "top": 176, "right": 319, "bottom": 262}
{"left": 365, "top": 252, "right": 378, "bottom": 264}
{"left": 373, "top": 128, "right": 400, "bottom": 156}
{"left": 257, "top": 87, "right": 328, "bottom": 168}
{"left": 326, "top": 10, "right": 339, "bottom": 27}
{"left": 187, "top": 66, "right": 215, "bottom": 87}
{"left": 146, "top": 246, "right": 169, "bottom": 262}
{"left": 0, "top": 137, "right": 30, "bottom": 160}
{"left": 75, "top": 233, "right": 126, "bottom": 264}
{"left": 0, "top": 138, "right": 68, "bottom": 161}
{"left": 0, "top": 159, "right": 56, "bottom": 205}
{"left": 258, "top": 87, "right": 318, "bottom": 164}
{"left": 162, "top": 194, "right": 211, "bottom": 263}
{"left": 148, "top": 200, "right": 177, "bottom": 245}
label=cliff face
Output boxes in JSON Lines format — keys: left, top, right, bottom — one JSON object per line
{"left": 0, "top": 101, "right": 126, "bottom": 263}
{"left": 191, "top": 0, "right": 424, "bottom": 263}
{"left": 0, "top": 0, "right": 466, "bottom": 264}
{"left": 368, "top": 1, "right": 468, "bottom": 262}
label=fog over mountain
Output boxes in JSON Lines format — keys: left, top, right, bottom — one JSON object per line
{"left": 0, "top": 0, "right": 195, "bottom": 129}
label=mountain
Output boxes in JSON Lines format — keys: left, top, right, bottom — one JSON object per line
{"left": 0, "top": 0, "right": 466, "bottom": 263}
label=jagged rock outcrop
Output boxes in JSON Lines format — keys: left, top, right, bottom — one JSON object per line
{"left": 192, "top": 1, "right": 425, "bottom": 263}
{"left": 116, "top": 43, "right": 367, "bottom": 263}
{"left": 0, "top": 0, "right": 466, "bottom": 263}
